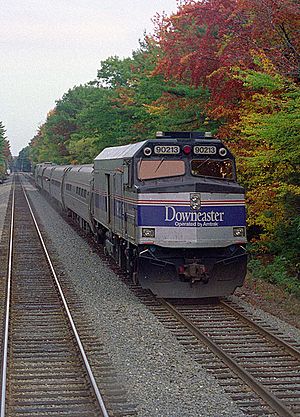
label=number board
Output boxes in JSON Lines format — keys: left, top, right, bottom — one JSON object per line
{"left": 154, "top": 145, "right": 180, "bottom": 155}
{"left": 193, "top": 145, "right": 217, "bottom": 155}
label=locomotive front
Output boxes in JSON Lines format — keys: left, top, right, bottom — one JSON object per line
{"left": 134, "top": 132, "right": 247, "bottom": 298}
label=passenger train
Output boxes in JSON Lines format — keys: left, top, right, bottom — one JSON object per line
{"left": 35, "top": 131, "right": 247, "bottom": 298}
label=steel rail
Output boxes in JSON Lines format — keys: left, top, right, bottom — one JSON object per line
{"left": 220, "top": 300, "right": 300, "bottom": 361}
{"left": 0, "top": 179, "right": 15, "bottom": 417}
{"left": 159, "top": 297, "right": 297, "bottom": 417}
{"left": 19, "top": 179, "right": 110, "bottom": 417}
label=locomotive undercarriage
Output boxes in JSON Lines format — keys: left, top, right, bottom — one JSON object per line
{"left": 137, "top": 244, "right": 247, "bottom": 298}
{"left": 103, "top": 229, "right": 247, "bottom": 298}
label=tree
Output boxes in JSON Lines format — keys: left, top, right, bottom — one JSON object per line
{"left": 0, "top": 121, "right": 6, "bottom": 163}
{"left": 15, "top": 147, "right": 32, "bottom": 172}
{"left": 233, "top": 66, "right": 300, "bottom": 256}
{"left": 0, "top": 122, "right": 11, "bottom": 178}
{"left": 153, "top": 0, "right": 300, "bottom": 125}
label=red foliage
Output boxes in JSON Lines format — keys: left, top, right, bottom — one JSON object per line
{"left": 154, "top": 0, "right": 300, "bottom": 122}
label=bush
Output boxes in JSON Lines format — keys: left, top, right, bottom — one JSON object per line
{"left": 248, "top": 256, "right": 300, "bottom": 297}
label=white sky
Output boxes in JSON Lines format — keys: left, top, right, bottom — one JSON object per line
{"left": 0, "top": 0, "right": 178, "bottom": 155}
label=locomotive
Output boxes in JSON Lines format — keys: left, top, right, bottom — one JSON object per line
{"left": 35, "top": 131, "right": 247, "bottom": 298}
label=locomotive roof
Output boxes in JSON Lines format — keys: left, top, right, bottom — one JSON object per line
{"left": 94, "top": 136, "right": 224, "bottom": 161}
{"left": 95, "top": 141, "right": 147, "bottom": 160}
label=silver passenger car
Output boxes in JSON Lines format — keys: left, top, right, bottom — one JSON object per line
{"left": 63, "top": 165, "right": 93, "bottom": 228}
{"left": 49, "top": 165, "right": 69, "bottom": 205}
{"left": 35, "top": 162, "right": 55, "bottom": 189}
{"left": 42, "top": 165, "right": 56, "bottom": 195}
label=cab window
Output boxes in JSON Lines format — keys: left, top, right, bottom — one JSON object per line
{"left": 191, "top": 159, "right": 234, "bottom": 180}
{"left": 138, "top": 159, "right": 185, "bottom": 180}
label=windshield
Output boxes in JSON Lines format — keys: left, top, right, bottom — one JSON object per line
{"left": 138, "top": 159, "right": 185, "bottom": 180}
{"left": 191, "top": 159, "right": 234, "bottom": 180}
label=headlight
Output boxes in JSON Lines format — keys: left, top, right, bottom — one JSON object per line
{"left": 233, "top": 227, "right": 245, "bottom": 237}
{"left": 219, "top": 147, "right": 227, "bottom": 157}
{"left": 142, "top": 228, "right": 155, "bottom": 238}
{"left": 143, "top": 147, "right": 152, "bottom": 156}
{"left": 190, "top": 193, "right": 201, "bottom": 210}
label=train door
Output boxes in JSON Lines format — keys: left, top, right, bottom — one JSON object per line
{"left": 105, "top": 174, "right": 112, "bottom": 228}
{"left": 114, "top": 172, "right": 126, "bottom": 237}
{"left": 61, "top": 166, "right": 71, "bottom": 210}
{"left": 88, "top": 175, "right": 96, "bottom": 233}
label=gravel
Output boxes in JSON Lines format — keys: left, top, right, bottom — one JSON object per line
{"left": 22, "top": 178, "right": 245, "bottom": 417}
{"left": 0, "top": 176, "right": 12, "bottom": 240}
{"left": 230, "top": 294, "right": 300, "bottom": 345}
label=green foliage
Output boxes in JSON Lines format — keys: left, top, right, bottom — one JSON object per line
{"left": 248, "top": 256, "right": 300, "bottom": 298}
{"left": 15, "top": 146, "right": 32, "bottom": 172}
{"left": 96, "top": 56, "right": 134, "bottom": 88}
{"left": 0, "top": 121, "right": 6, "bottom": 165}
{"left": 237, "top": 68, "right": 286, "bottom": 92}
{"left": 271, "top": 217, "right": 300, "bottom": 267}
{"left": 234, "top": 70, "right": 300, "bottom": 255}
{"left": 0, "top": 122, "right": 11, "bottom": 178}
{"left": 67, "top": 135, "right": 105, "bottom": 164}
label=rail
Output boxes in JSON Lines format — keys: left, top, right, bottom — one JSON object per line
{"left": 158, "top": 297, "right": 298, "bottom": 417}
{"left": 0, "top": 175, "right": 110, "bottom": 417}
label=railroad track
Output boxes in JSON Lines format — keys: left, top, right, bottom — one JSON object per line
{"left": 139, "top": 294, "right": 300, "bottom": 417}
{"left": 0, "top": 176, "right": 110, "bottom": 417}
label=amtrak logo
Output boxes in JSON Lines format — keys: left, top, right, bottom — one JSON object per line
{"left": 190, "top": 193, "right": 201, "bottom": 210}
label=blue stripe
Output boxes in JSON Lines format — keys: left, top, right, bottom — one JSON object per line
{"left": 138, "top": 205, "right": 246, "bottom": 227}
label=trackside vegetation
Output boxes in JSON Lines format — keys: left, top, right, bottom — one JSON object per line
{"left": 0, "top": 122, "right": 11, "bottom": 180}
{"left": 25, "top": 0, "right": 299, "bottom": 295}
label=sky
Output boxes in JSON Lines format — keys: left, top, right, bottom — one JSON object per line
{"left": 0, "top": 0, "right": 178, "bottom": 155}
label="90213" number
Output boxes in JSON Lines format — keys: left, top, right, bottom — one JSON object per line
{"left": 154, "top": 145, "right": 180, "bottom": 154}
{"left": 193, "top": 146, "right": 216, "bottom": 155}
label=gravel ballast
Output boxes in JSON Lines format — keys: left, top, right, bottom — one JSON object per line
{"left": 23, "top": 178, "right": 245, "bottom": 417}
{"left": 230, "top": 293, "right": 300, "bottom": 345}
{"left": 0, "top": 176, "right": 12, "bottom": 240}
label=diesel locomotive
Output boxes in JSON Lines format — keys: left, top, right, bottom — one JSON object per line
{"left": 35, "top": 131, "right": 247, "bottom": 298}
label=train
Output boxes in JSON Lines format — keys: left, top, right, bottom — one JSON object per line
{"left": 35, "top": 131, "right": 247, "bottom": 298}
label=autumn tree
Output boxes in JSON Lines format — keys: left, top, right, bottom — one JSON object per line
{"left": 153, "top": 0, "right": 300, "bottom": 125}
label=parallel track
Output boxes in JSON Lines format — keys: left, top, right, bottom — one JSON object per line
{"left": 0, "top": 176, "right": 109, "bottom": 417}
